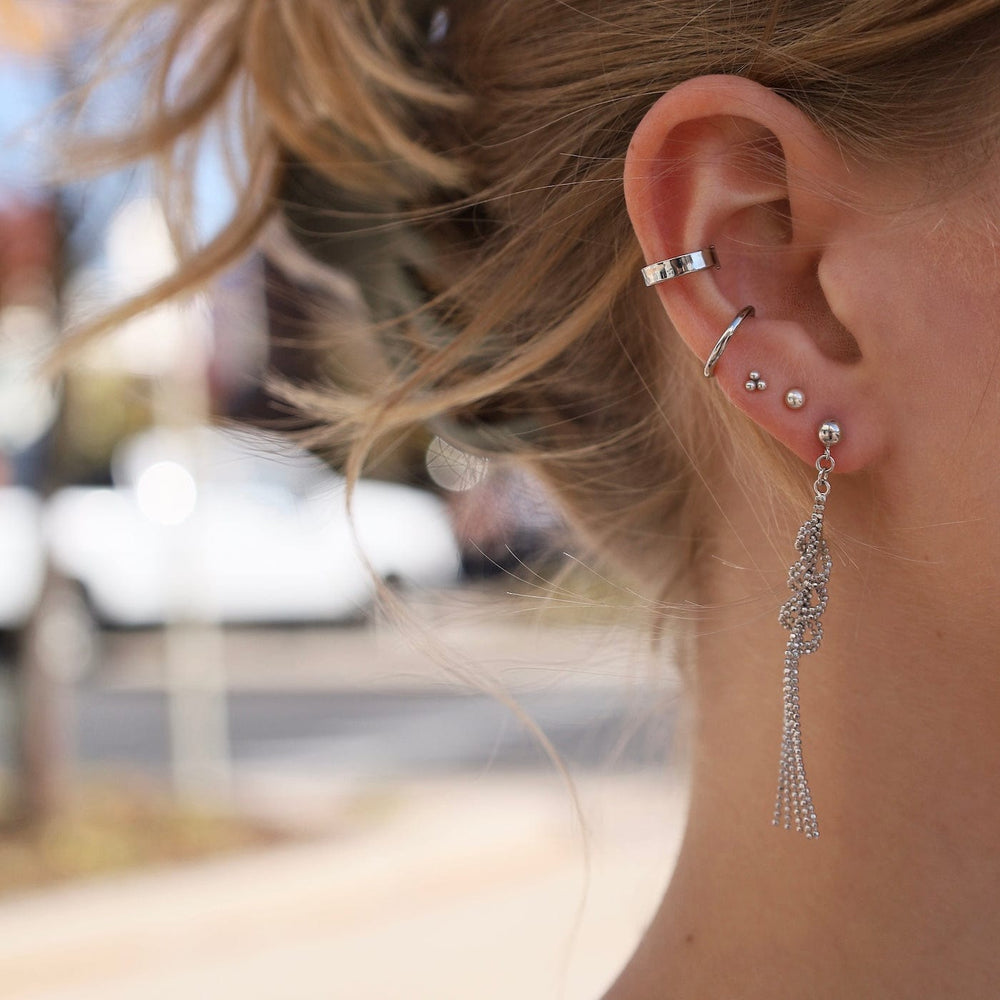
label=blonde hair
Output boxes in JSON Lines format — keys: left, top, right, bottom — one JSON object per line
{"left": 68, "top": 0, "right": 1000, "bottom": 597}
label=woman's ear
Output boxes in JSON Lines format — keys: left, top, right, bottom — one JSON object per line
{"left": 624, "top": 75, "right": 888, "bottom": 472}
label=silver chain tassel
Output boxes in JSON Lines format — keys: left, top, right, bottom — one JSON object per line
{"left": 774, "top": 421, "right": 840, "bottom": 839}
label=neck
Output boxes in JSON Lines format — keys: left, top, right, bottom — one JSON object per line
{"left": 606, "top": 473, "right": 1000, "bottom": 999}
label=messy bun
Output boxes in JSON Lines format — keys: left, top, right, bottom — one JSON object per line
{"left": 71, "top": 0, "right": 1000, "bottom": 595}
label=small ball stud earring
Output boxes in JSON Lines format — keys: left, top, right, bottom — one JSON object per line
{"left": 784, "top": 388, "right": 806, "bottom": 410}
{"left": 818, "top": 419, "right": 841, "bottom": 446}
{"left": 745, "top": 371, "right": 766, "bottom": 392}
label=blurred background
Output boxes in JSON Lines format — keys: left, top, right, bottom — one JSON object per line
{"left": 0, "top": 3, "right": 687, "bottom": 998}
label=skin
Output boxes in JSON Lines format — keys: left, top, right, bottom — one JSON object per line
{"left": 611, "top": 76, "right": 1000, "bottom": 999}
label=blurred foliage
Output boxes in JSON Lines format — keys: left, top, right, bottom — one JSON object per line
{"left": 52, "top": 371, "right": 153, "bottom": 485}
{"left": 0, "top": 776, "right": 288, "bottom": 897}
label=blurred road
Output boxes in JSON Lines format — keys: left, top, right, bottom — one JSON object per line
{"left": 75, "top": 685, "right": 676, "bottom": 778}
{"left": 69, "top": 604, "right": 682, "bottom": 784}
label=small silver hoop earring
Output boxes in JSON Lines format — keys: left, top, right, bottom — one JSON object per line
{"left": 704, "top": 305, "right": 754, "bottom": 378}
{"left": 641, "top": 246, "right": 719, "bottom": 286}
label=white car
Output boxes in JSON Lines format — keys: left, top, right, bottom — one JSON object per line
{"left": 0, "top": 487, "right": 45, "bottom": 632}
{"left": 45, "top": 428, "right": 461, "bottom": 627}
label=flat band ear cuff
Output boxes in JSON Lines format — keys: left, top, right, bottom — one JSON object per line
{"left": 641, "top": 246, "right": 719, "bottom": 286}
{"left": 704, "top": 305, "right": 754, "bottom": 378}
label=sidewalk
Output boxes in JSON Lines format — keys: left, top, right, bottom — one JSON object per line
{"left": 0, "top": 772, "right": 688, "bottom": 1000}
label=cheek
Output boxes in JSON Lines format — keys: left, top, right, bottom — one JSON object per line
{"left": 888, "top": 216, "right": 1000, "bottom": 483}
{"left": 828, "top": 203, "right": 1000, "bottom": 479}
{"left": 904, "top": 221, "right": 1000, "bottom": 390}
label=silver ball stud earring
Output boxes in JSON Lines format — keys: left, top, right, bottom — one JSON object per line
{"left": 818, "top": 420, "right": 841, "bottom": 447}
{"left": 784, "top": 388, "right": 805, "bottom": 410}
{"left": 745, "top": 371, "right": 766, "bottom": 392}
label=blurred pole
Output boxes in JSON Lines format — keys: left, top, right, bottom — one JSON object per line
{"left": 163, "top": 620, "right": 232, "bottom": 800}
{"left": 105, "top": 197, "right": 233, "bottom": 804}
{"left": 8, "top": 565, "right": 84, "bottom": 828}
{"left": 154, "top": 285, "right": 234, "bottom": 805}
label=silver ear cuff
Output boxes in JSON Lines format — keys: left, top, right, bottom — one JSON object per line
{"left": 641, "top": 246, "right": 719, "bottom": 286}
{"left": 704, "top": 305, "right": 754, "bottom": 378}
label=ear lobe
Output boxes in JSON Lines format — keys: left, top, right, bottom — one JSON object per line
{"left": 624, "top": 75, "right": 889, "bottom": 473}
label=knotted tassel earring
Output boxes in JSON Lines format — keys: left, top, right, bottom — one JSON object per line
{"left": 774, "top": 419, "right": 841, "bottom": 840}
